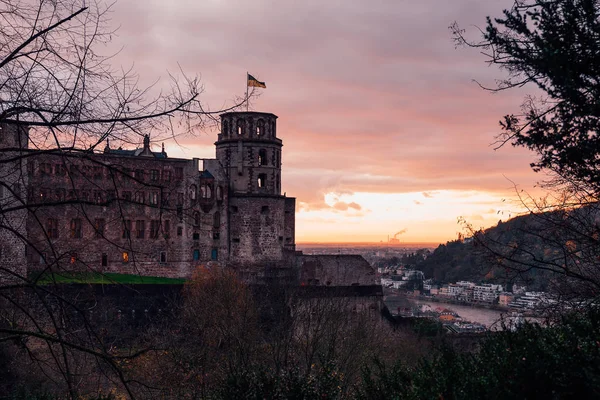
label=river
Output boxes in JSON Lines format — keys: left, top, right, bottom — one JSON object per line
{"left": 384, "top": 295, "right": 526, "bottom": 331}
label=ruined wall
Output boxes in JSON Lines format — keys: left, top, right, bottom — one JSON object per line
{"left": 228, "top": 195, "right": 288, "bottom": 264}
{"left": 25, "top": 152, "right": 229, "bottom": 278}
{"left": 299, "top": 255, "right": 378, "bottom": 286}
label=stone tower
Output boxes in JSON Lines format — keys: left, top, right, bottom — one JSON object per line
{"left": 216, "top": 112, "right": 281, "bottom": 195}
{"left": 216, "top": 112, "right": 294, "bottom": 264}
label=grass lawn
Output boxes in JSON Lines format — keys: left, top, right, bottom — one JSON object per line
{"left": 34, "top": 271, "right": 186, "bottom": 285}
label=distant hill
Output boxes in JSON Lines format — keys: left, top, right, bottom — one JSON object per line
{"left": 413, "top": 212, "right": 562, "bottom": 290}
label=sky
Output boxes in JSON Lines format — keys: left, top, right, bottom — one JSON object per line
{"left": 106, "top": 0, "right": 550, "bottom": 245}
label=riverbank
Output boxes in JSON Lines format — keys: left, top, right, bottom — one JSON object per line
{"left": 386, "top": 290, "right": 509, "bottom": 312}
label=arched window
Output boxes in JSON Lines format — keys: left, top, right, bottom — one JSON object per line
{"left": 223, "top": 120, "right": 229, "bottom": 135}
{"left": 190, "top": 185, "right": 197, "bottom": 200}
{"left": 200, "top": 184, "right": 212, "bottom": 199}
{"left": 193, "top": 212, "right": 200, "bottom": 226}
{"left": 257, "top": 174, "right": 267, "bottom": 188}
{"left": 258, "top": 149, "right": 267, "bottom": 166}
{"left": 257, "top": 119, "right": 264, "bottom": 136}
{"left": 237, "top": 119, "right": 244, "bottom": 135}
{"left": 216, "top": 186, "right": 223, "bottom": 201}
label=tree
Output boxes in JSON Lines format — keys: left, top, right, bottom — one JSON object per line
{"left": 452, "top": 0, "right": 600, "bottom": 193}
{"left": 0, "top": 1, "right": 247, "bottom": 397}
{"left": 451, "top": 0, "right": 600, "bottom": 305}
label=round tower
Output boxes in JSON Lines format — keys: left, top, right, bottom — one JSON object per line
{"left": 216, "top": 112, "right": 282, "bottom": 195}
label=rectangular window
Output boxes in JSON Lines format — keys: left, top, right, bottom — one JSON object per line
{"left": 94, "top": 218, "right": 106, "bottom": 238}
{"left": 213, "top": 231, "right": 220, "bottom": 240}
{"left": 70, "top": 253, "right": 77, "bottom": 264}
{"left": 93, "top": 166, "right": 103, "bottom": 180}
{"left": 122, "top": 252, "right": 129, "bottom": 263}
{"left": 193, "top": 249, "right": 200, "bottom": 261}
{"left": 136, "top": 220, "right": 145, "bottom": 239}
{"left": 211, "top": 248, "right": 218, "bottom": 261}
{"left": 164, "top": 220, "right": 170, "bottom": 238}
{"left": 160, "top": 251, "right": 167, "bottom": 263}
{"left": 163, "top": 170, "right": 171, "bottom": 182}
{"left": 150, "top": 169, "right": 159, "bottom": 181}
{"left": 122, "top": 219, "right": 131, "bottom": 239}
{"left": 177, "top": 226, "right": 182, "bottom": 236}
{"left": 70, "top": 218, "right": 82, "bottom": 239}
{"left": 94, "top": 191, "right": 104, "bottom": 204}
{"left": 148, "top": 192, "right": 158, "bottom": 206}
{"left": 39, "top": 252, "right": 47, "bottom": 265}
{"left": 135, "top": 169, "right": 144, "bottom": 181}
{"left": 101, "top": 253, "right": 108, "bottom": 267}
{"left": 193, "top": 232, "right": 200, "bottom": 240}
{"left": 134, "top": 191, "right": 145, "bottom": 204}
{"left": 175, "top": 167, "right": 183, "bottom": 180}
{"left": 150, "top": 220, "right": 160, "bottom": 239}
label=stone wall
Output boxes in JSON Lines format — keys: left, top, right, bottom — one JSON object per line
{"left": 299, "top": 255, "right": 378, "bottom": 286}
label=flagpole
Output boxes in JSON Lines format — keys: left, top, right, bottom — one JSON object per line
{"left": 246, "top": 71, "right": 249, "bottom": 112}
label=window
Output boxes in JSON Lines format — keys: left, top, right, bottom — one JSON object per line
{"left": 213, "top": 231, "right": 220, "bottom": 240}
{"left": 175, "top": 167, "right": 183, "bottom": 180}
{"left": 261, "top": 206, "right": 269, "bottom": 214}
{"left": 136, "top": 220, "right": 145, "bottom": 239}
{"left": 134, "top": 191, "right": 145, "bottom": 204}
{"left": 223, "top": 120, "right": 229, "bottom": 135}
{"left": 93, "top": 166, "right": 103, "bottom": 180}
{"left": 216, "top": 186, "right": 223, "bottom": 201}
{"left": 122, "top": 191, "right": 132, "bottom": 201}
{"left": 258, "top": 149, "right": 267, "bottom": 166}
{"left": 177, "top": 192, "right": 183, "bottom": 205}
{"left": 70, "top": 165, "right": 79, "bottom": 177}
{"left": 161, "top": 192, "right": 170, "bottom": 206}
{"left": 200, "top": 184, "right": 212, "bottom": 199}
{"left": 150, "top": 220, "right": 160, "bottom": 239}
{"left": 101, "top": 253, "right": 108, "bottom": 267}
{"left": 55, "top": 164, "right": 67, "bottom": 177}
{"left": 211, "top": 248, "right": 218, "bottom": 261}
{"left": 193, "top": 212, "right": 200, "bottom": 226}
{"left": 177, "top": 226, "right": 183, "bottom": 236}
{"left": 163, "top": 170, "right": 171, "bottom": 182}
{"left": 54, "top": 188, "right": 65, "bottom": 201}
{"left": 94, "top": 218, "right": 106, "bottom": 238}
{"left": 160, "top": 251, "right": 167, "bottom": 263}
{"left": 237, "top": 119, "right": 244, "bottom": 135}
{"left": 213, "top": 212, "right": 220, "bottom": 228}
{"left": 148, "top": 192, "right": 158, "bottom": 206}
{"left": 164, "top": 220, "right": 170, "bottom": 238}
{"left": 70, "top": 253, "right": 77, "bottom": 264}
{"left": 122, "top": 252, "right": 129, "bottom": 263}
{"left": 135, "top": 169, "right": 144, "bottom": 181}
{"left": 12, "top": 183, "right": 21, "bottom": 200}
{"left": 193, "top": 249, "right": 200, "bottom": 260}
{"left": 150, "top": 169, "right": 159, "bottom": 181}
{"left": 193, "top": 232, "right": 200, "bottom": 240}
{"left": 190, "top": 185, "right": 197, "bottom": 200}
{"left": 122, "top": 220, "right": 131, "bottom": 239}
{"left": 39, "top": 252, "right": 47, "bottom": 265}
{"left": 94, "top": 191, "right": 104, "bottom": 204}
{"left": 257, "top": 119, "right": 264, "bottom": 136}
{"left": 231, "top": 206, "right": 238, "bottom": 213}
{"left": 70, "top": 218, "right": 82, "bottom": 239}
{"left": 257, "top": 174, "right": 267, "bottom": 188}
{"left": 232, "top": 238, "right": 240, "bottom": 243}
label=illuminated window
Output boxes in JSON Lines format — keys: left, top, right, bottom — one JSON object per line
{"left": 257, "top": 174, "right": 267, "bottom": 188}
{"left": 257, "top": 119, "right": 264, "bottom": 136}
{"left": 122, "top": 252, "right": 129, "bottom": 263}
{"left": 46, "top": 218, "right": 59, "bottom": 239}
{"left": 237, "top": 119, "right": 244, "bottom": 135}
{"left": 70, "top": 253, "right": 77, "bottom": 264}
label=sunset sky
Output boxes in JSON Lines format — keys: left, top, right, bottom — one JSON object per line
{"left": 107, "top": 0, "right": 550, "bottom": 245}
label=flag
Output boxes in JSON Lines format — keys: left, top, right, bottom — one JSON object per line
{"left": 247, "top": 74, "right": 266, "bottom": 88}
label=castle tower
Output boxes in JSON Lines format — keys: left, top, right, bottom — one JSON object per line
{"left": 216, "top": 112, "right": 294, "bottom": 265}
{"left": 216, "top": 112, "right": 281, "bottom": 195}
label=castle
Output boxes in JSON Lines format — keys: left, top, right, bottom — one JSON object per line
{"left": 0, "top": 112, "right": 376, "bottom": 288}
